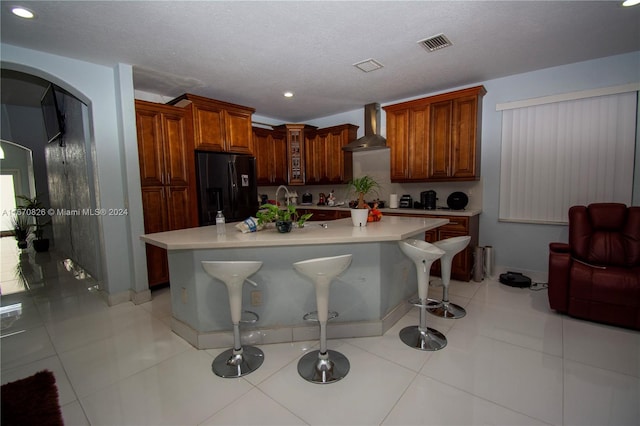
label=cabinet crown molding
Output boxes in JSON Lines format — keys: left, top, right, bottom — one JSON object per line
{"left": 383, "top": 85, "right": 486, "bottom": 111}
{"left": 167, "top": 93, "right": 256, "bottom": 113}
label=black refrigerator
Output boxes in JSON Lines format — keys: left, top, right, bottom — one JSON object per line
{"left": 195, "top": 151, "right": 259, "bottom": 225}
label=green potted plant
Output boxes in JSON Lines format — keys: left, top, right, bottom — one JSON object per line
{"left": 349, "top": 175, "right": 381, "bottom": 208}
{"left": 16, "top": 195, "right": 51, "bottom": 252}
{"left": 11, "top": 212, "right": 33, "bottom": 249}
{"left": 348, "top": 175, "right": 381, "bottom": 226}
{"left": 256, "top": 204, "right": 313, "bottom": 233}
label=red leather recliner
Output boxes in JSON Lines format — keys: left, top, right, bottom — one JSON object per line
{"left": 548, "top": 203, "right": 640, "bottom": 330}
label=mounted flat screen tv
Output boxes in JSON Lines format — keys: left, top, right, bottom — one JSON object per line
{"left": 40, "top": 83, "right": 64, "bottom": 144}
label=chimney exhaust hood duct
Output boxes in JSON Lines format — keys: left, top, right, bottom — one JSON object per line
{"left": 342, "top": 103, "right": 387, "bottom": 152}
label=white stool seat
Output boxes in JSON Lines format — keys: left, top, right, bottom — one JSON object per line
{"left": 428, "top": 236, "right": 471, "bottom": 319}
{"left": 399, "top": 239, "right": 446, "bottom": 262}
{"left": 293, "top": 255, "right": 352, "bottom": 280}
{"left": 433, "top": 235, "right": 471, "bottom": 255}
{"left": 201, "top": 261, "right": 262, "bottom": 285}
{"left": 398, "top": 239, "right": 447, "bottom": 351}
{"left": 294, "top": 254, "right": 352, "bottom": 384}
{"left": 202, "top": 260, "right": 264, "bottom": 378}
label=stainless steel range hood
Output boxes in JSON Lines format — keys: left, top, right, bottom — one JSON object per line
{"left": 342, "top": 103, "right": 388, "bottom": 151}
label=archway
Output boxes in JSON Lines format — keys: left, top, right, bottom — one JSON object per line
{"left": 1, "top": 67, "right": 102, "bottom": 281}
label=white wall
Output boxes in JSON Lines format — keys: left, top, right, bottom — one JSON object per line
{"left": 1, "top": 43, "right": 149, "bottom": 303}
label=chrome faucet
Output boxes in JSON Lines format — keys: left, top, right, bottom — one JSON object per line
{"left": 275, "top": 185, "right": 290, "bottom": 206}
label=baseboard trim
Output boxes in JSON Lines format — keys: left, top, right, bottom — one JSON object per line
{"left": 170, "top": 298, "right": 416, "bottom": 350}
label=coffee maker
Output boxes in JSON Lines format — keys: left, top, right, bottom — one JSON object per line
{"left": 420, "top": 190, "right": 437, "bottom": 210}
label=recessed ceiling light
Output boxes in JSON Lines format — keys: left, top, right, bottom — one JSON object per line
{"left": 11, "top": 6, "right": 35, "bottom": 19}
{"left": 622, "top": 0, "right": 640, "bottom": 6}
{"left": 283, "top": 91, "right": 294, "bottom": 98}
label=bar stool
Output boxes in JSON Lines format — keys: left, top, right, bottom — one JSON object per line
{"left": 293, "top": 254, "right": 352, "bottom": 384}
{"left": 201, "top": 261, "right": 264, "bottom": 378}
{"left": 427, "top": 236, "right": 471, "bottom": 319}
{"left": 398, "top": 239, "right": 447, "bottom": 351}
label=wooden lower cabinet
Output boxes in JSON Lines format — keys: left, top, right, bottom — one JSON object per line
{"left": 141, "top": 186, "right": 195, "bottom": 287}
{"left": 295, "top": 209, "right": 479, "bottom": 281}
{"left": 387, "top": 213, "right": 479, "bottom": 282}
{"left": 297, "top": 208, "right": 350, "bottom": 222}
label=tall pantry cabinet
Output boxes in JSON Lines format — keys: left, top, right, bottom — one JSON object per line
{"left": 135, "top": 100, "right": 198, "bottom": 288}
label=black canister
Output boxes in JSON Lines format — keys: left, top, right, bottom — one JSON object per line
{"left": 420, "top": 190, "right": 437, "bottom": 210}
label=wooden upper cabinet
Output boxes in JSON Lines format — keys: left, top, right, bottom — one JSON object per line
{"left": 304, "top": 129, "right": 324, "bottom": 184}
{"left": 305, "top": 124, "right": 356, "bottom": 185}
{"left": 252, "top": 122, "right": 357, "bottom": 186}
{"left": 273, "top": 124, "right": 316, "bottom": 186}
{"left": 135, "top": 100, "right": 191, "bottom": 187}
{"left": 325, "top": 128, "right": 346, "bottom": 183}
{"left": 326, "top": 124, "right": 356, "bottom": 184}
{"left": 386, "top": 108, "right": 410, "bottom": 181}
{"left": 168, "top": 93, "right": 255, "bottom": 154}
{"left": 428, "top": 100, "right": 453, "bottom": 180}
{"left": 162, "top": 111, "right": 191, "bottom": 186}
{"left": 225, "top": 108, "right": 254, "bottom": 153}
{"left": 385, "top": 85, "right": 485, "bottom": 182}
{"left": 253, "top": 127, "right": 287, "bottom": 186}
{"left": 189, "top": 102, "right": 225, "bottom": 151}
{"left": 136, "top": 106, "right": 165, "bottom": 186}
{"left": 408, "top": 106, "right": 430, "bottom": 180}
{"left": 451, "top": 95, "right": 481, "bottom": 179}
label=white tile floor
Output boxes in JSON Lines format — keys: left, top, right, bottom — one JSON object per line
{"left": 1, "top": 237, "right": 639, "bottom": 426}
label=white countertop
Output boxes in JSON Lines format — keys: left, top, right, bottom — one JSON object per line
{"left": 141, "top": 216, "right": 449, "bottom": 250}
{"left": 298, "top": 204, "right": 481, "bottom": 217}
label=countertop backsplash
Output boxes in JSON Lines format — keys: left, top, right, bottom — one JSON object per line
{"left": 258, "top": 180, "right": 482, "bottom": 212}
{"left": 258, "top": 149, "right": 483, "bottom": 211}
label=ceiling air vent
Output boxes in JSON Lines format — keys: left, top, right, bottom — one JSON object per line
{"left": 353, "top": 58, "right": 384, "bottom": 73}
{"left": 418, "top": 34, "right": 452, "bottom": 52}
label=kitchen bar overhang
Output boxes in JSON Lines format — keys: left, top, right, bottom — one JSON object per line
{"left": 141, "top": 215, "right": 448, "bottom": 349}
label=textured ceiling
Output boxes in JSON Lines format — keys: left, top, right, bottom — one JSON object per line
{"left": 1, "top": 1, "right": 639, "bottom": 122}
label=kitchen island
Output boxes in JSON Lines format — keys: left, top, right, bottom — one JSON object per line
{"left": 142, "top": 216, "right": 448, "bottom": 349}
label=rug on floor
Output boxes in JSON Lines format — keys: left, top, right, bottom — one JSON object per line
{"left": 1, "top": 370, "right": 64, "bottom": 426}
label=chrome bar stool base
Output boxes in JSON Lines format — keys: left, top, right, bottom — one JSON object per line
{"left": 399, "top": 325, "right": 447, "bottom": 351}
{"left": 293, "top": 254, "right": 353, "bottom": 384}
{"left": 428, "top": 236, "right": 471, "bottom": 320}
{"left": 297, "top": 349, "right": 350, "bottom": 384}
{"left": 397, "top": 239, "right": 447, "bottom": 352}
{"left": 427, "top": 300, "right": 467, "bottom": 319}
{"left": 201, "top": 260, "right": 264, "bottom": 379}
{"left": 212, "top": 346, "right": 265, "bottom": 378}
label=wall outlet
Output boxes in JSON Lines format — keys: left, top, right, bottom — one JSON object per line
{"left": 250, "top": 290, "right": 262, "bottom": 306}
{"left": 181, "top": 287, "right": 188, "bottom": 304}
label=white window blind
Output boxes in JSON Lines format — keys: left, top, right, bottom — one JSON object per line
{"left": 499, "top": 90, "right": 637, "bottom": 224}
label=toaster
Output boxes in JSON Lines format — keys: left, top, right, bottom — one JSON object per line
{"left": 399, "top": 194, "right": 413, "bottom": 208}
